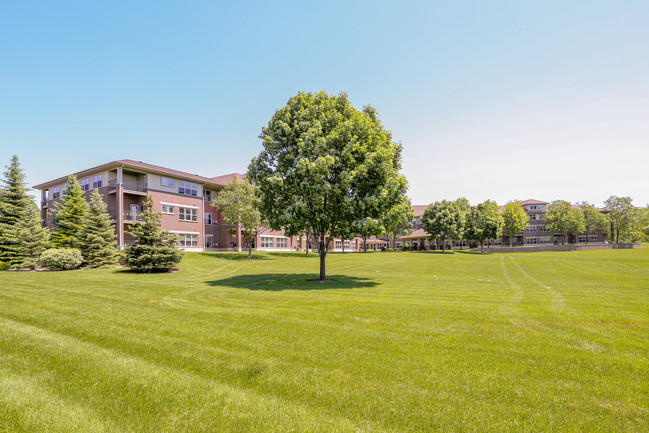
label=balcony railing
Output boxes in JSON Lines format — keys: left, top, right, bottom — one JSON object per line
{"left": 123, "top": 211, "right": 143, "bottom": 222}
{"left": 108, "top": 180, "right": 148, "bottom": 192}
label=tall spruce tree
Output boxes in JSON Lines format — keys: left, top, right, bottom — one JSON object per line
{"left": 124, "top": 196, "right": 182, "bottom": 272}
{"left": 78, "top": 189, "right": 119, "bottom": 268}
{"left": 9, "top": 201, "right": 51, "bottom": 269}
{"left": 51, "top": 175, "right": 88, "bottom": 248}
{"left": 0, "top": 155, "right": 34, "bottom": 263}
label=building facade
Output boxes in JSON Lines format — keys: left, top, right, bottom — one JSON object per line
{"left": 34, "top": 159, "right": 361, "bottom": 252}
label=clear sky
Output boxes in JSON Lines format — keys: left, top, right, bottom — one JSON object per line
{"left": 1, "top": 1, "right": 647, "bottom": 206}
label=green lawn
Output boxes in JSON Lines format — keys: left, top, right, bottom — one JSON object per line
{"left": 1, "top": 249, "right": 648, "bottom": 432}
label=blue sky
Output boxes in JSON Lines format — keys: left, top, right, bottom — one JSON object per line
{"left": 1, "top": 1, "right": 647, "bottom": 206}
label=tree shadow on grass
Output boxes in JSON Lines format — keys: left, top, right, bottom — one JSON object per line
{"left": 197, "top": 252, "right": 271, "bottom": 261}
{"left": 207, "top": 273, "right": 378, "bottom": 291}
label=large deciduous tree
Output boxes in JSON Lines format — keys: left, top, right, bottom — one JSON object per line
{"left": 124, "top": 196, "right": 183, "bottom": 272}
{"left": 51, "top": 175, "right": 88, "bottom": 248}
{"left": 578, "top": 202, "right": 609, "bottom": 243}
{"left": 383, "top": 198, "right": 414, "bottom": 249}
{"left": 604, "top": 196, "right": 635, "bottom": 243}
{"left": 544, "top": 200, "right": 585, "bottom": 245}
{"left": 211, "top": 176, "right": 265, "bottom": 259}
{"left": 248, "top": 91, "right": 407, "bottom": 281}
{"left": 78, "top": 189, "right": 119, "bottom": 268}
{"left": 502, "top": 201, "right": 529, "bottom": 247}
{"left": 421, "top": 200, "right": 464, "bottom": 253}
{"left": 465, "top": 200, "right": 504, "bottom": 253}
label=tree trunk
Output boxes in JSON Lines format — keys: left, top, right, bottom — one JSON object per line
{"left": 363, "top": 236, "right": 367, "bottom": 253}
{"left": 248, "top": 240, "right": 252, "bottom": 259}
{"left": 441, "top": 238, "right": 445, "bottom": 253}
{"left": 342, "top": 240, "right": 345, "bottom": 253}
{"left": 481, "top": 242, "right": 484, "bottom": 254}
{"left": 318, "top": 240, "right": 327, "bottom": 281}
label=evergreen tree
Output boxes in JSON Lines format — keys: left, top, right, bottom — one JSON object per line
{"left": 51, "top": 175, "right": 88, "bottom": 248}
{"left": 78, "top": 189, "right": 119, "bottom": 268}
{"left": 124, "top": 196, "right": 182, "bottom": 272}
{"left": 0, "top": 155, "right": 33, "bottom": 263}
{"left": 9, "top": 202, "right": 51, "bottom": 269}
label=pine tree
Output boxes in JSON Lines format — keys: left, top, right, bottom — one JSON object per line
{"left": 0, "top": 155, "right": 34, "bottom": 263}
{"left": 78, "top": 189, "right": 119, "bottom": 268}
{"left": 51, "top": 175, "right": 88, "bottom": 248}
{"left": 10, "top": 202, "right": 51, "bottom": 269}
{"left": 124, "top": 196, "right": 182, "bottom": 272}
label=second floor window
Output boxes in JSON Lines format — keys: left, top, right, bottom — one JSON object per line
{"left": 80, "top": 178, "right": 90, "bottom": 191}
{"left": 93, "top": 174, "right": 103, "bottom": 188}
{"left": 204, "top": 190, "right": 212, "bottom": 202}
{"left": 179, "top": 207, "right": 197, "bottom": 222}
{"left": 52, "top": 186, "right": 61, "bottom": 199}
{"left": 179, "top": 181, "right": 197, "bottom": 196}
{"left": 204, "top": 212, "right": 212, "bottom": 224}
{"left": 161, "top": 177, "right": 174, "bottom": 187}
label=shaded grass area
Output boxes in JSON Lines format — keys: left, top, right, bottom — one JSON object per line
{"left": 0, "top": 249, "right": 648, "bottom": 432}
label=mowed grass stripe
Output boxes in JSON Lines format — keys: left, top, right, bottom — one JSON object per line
{"left": 0, "top": 249, "right": 648, "bottom": 432}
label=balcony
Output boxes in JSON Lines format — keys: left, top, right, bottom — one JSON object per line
{"left": 108, "top": 180, "right": 148, "bottom": 194}
{"left": 123, "top": 211, "right": 143, "bottom": 223}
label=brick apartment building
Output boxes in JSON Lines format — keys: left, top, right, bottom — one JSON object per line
{"left": 34, "top": 159, "right": 362, "bottom": 252}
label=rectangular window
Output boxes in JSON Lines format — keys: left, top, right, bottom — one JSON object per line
{"left": 589, "top": 235, "right": 598, "bottom": 241}
{"left": 204, "top": 212, "right": 212, "bottom": 224}
{"left": 80, "top": 177, "right": 90, "bottom": 191}
{"left": 179, "top": 207, "right": 197, "bottom": 222}
{"left": 178, "top": 181, "right": 197, "bottom": 196}
{"left": 335, "top": 240, "right": 342, "bottom": 249}
{"left": 177, "top": 233, "right": 198, "bottom": 247}
{"left": 344, "top": 240, "right": 350, "bottom": 249}
{"left": 529, "top": 214, "right": 537, "bottom": 220}
{"left": 93, "top": 174, "right": 103, "bottom": 188}
{"left": 52, "top": 186, "right": 61, "bottom": 199}
{"left": 540, "top": 237, "right": 551, "bottom": 244}
{"left": 161, "top": 177, "right": 175, "bottom": 187}
{"left": 204, "top": 190, "right": 212, "bottom": 202}
{"left": 539, "top": 225, "right": 550, "bottom": 232}
{"left": 526, "top": 225, "right": 537, "bottom": 232}
{"left": 578, "top": 236, "right": 587, "bottom": 243}
{"left": 493, "top": 238, "right": 502, "bottom": 246}
{"left": 277, "top": 237, "right": 288, "bottom": 248}
{"left": 526, "top": 237, "right": 538, "bottom": 244}
{"left": 205, "top": 235, "right": 213, "bottom": 248}
{"left": 162, "top": 204, "right": 174, "bottom": 214}
{"left": 261, "top": 237, "right": 273, "bottom": 248}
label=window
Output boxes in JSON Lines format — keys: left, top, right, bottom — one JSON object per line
{"left": 335, "top": 240, "right": 342, "bottom": 249}
{"left": 526, "top": 237, "right": 538, "bottom": 244}
{"left": 161, "top": 177, "right": 175, "bottom": 187}
{"left": 204, "top": 190, "right": 212, "bottom": 202}
{"left": 162, "top": 204, "right": 174, "bottom": 214}
{"left": 52, "top": 186, "right": 61, "bottom": 199}
{"left": 205, "top": 235, "right": 213, "bottom": 248}
{"left": 93, "top": 174, "right": 103, "bottom": 188}
{"left": 179, "top": 207, "right": 197, "bottom": 222}
{"left": 177, "top": 233, "right": 198, "bottom": 247}
{"left": 178, "top": 181, "right": 197, "bottom": 196}
{"left": 526, "top": 225, "right": 537, "bottom": 232}
{"left": 589, "top": 235, "right": 598, "bottom": 241}
{"left": 529, "top": 205, "right": 538, "bottom": 210}
{"left": 540, "top": 237, "right": 551, "bottom": 244}
{"left": 529, "top": 214, "right": 537, "bottom": 220}
{"left": 578, "top": 236, "right": 587, "bottom": 243}
{"left": 261, "top": 237, "right": 273, "bottom": 248}
{"left": 277, "top": 237, "right": 288, "bottom": 248}
{"left": 539, "top": 225, "right": 550, "bottom": 232}
{"left": 204, "top": 212, "right": 212, "bottom": 224}
{"left": 493, "top": 238, "right": 502, "bottom": 246}
{"left": 80, "top": 178, "right": 90, "bottom": 191}
{"left": 344, "top": 240, "right": 350, "bottom": 249}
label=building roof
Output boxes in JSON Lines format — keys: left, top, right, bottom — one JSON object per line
{"left": 398, "top": 228, "right": 431, "bottom": 239}
{"left": 209, "top": 173, "right": 245, "bottom": 185}
{"left": 520, "top": 199, "right": 550, "bottom": 205}
{"left": 33, "top": 159, "right": 233, "bottom": 189}
{"left": 412, "top": 205, "right": 428, "bottom": 217}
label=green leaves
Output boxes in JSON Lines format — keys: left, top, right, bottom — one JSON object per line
{"left": 502, "top": 201, "right": 529, "bottom": 246}
{"left": 421, "top": 200, "right": 465, "bottom": 252}
{"left": 51, "top": 175, "right": 88, "bottom": 249}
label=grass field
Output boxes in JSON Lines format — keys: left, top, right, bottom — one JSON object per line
{"left": 1, "top": 248, "right": 648, "bottom": 432}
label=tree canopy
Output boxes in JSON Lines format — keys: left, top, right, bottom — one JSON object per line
{"left": 544, "top": 200, "right": 585, "bottom": 245}
{"left": 78, "top": 189, "right": 119, "bottom": 268}
{"left": 421, "top": 200, "right": 464, "bottom": 253}
{"left": 383, "top": 197, "right": 414, "bottom": 249}
{"left": 51, "top": 175, "right": 88, "bottom": 249}
{"left": 502, "top": 201, "right": 529, "bottom": 247}
{"left": 248, "top": 91, "right": 407, "bottom": 280}
{"left": 578, "top": 202, "right": 609, "bottom": 243}
{"left": 465, "top": 200, "right": 504, "bottom": 253}
{"left": 604, "top": 196, "right": 635, "bottom": 243}
{"left": 211, "top": 176, "right": 265, "bottom": 258}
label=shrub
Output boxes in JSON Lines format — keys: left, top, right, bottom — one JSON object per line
{"left": 124, "top": 245, "right": 182, "bottom": 273}
{"left": 366, "top": 248, "right": 375, "bottom": 253}
{"left": 387, "top": 248, "right": 394, "bottom": 252}
{"left": 39, "top": 248, "right": 83, "bottom": 270}
{"left": 0, "top": 261, "right": 9, "bottom": 271}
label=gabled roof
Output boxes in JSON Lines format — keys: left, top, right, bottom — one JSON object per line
{"left": 520, "top": 199, "right": 549, "bottom": 205}
{"left": 412, "top": 205, "right": 428, "bottom": 217}
{"left": 33, "top": 159, "right": 231, "bottom": 189}
{"left": 210, "top": 173, "right": 245, "bottom": 185}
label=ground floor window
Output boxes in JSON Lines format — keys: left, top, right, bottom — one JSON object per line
{"left": 177, "top": 233, "right": 198, "bottom": 247}
{"left": 526, "top": 237, "right": 538, "bottom": 244}
{"left": 276, "top": 237, "right": 288, "bottom": 248}
{"left": 335, "top": 240, "right": 342, "bottom": 249}
{"left": 540, "top": 237, "right": 552, "bottom": 244}
{"left": 344, "top": 240, "right": 350, "bottom": 249}
{"left": 261, "top": 237, "right": 273, "bottom": 248}
{"left": 493, "top": 238, "right": 502, "bottom": 246}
